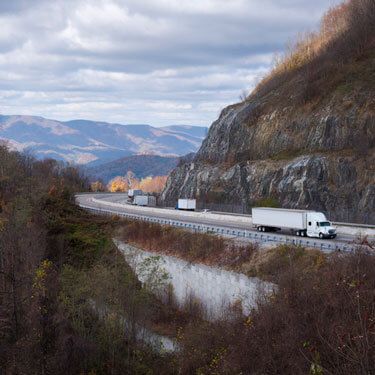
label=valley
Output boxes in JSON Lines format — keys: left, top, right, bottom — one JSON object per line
{"left": 1, "top": 0, "right": 374, "bottom": 373}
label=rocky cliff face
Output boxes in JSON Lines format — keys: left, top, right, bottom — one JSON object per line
{"left": 162, "top": 0, "right": 375, "bottom": 224}
{"left": 161, "top": 88, "right": 375, "bottom": 223}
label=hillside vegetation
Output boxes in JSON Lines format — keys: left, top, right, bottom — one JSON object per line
{"left": 254, "top": 0, "right": 375, "bottom": 106}
{"left": 1, "top": 144, "right": 375, "bottom": 374}
{"left": 117, "top": 220, "right": 375, "bottom": 374}
{"left": 177, "top": 246, "right": 375, "bottom": 374}
{"left": 0, "top": 146, "right": 175, "bottom": 374}
{"left": 105, "top": 173, "right": 168, "bottom": 193}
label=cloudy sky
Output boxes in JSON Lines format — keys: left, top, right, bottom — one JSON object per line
{"left": 0, "top": 0, "right": 340, "bottom": 127}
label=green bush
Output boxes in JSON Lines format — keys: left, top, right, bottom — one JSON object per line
{"left": 253, "top": 196, "right": 280, "bottom": 208}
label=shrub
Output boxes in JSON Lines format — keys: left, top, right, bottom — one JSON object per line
{"left": 178, "top": 248, "right": 375, "bottom": 374}
{"left": 253, "top": 196, "right": 280, "bottom": 208}
{"left": 120, "top": 220, "right": 271, "bottom": 275}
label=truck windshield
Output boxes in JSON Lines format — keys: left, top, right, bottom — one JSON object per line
{"left": 319, "top": 222, "right": 331, "bottom": 227}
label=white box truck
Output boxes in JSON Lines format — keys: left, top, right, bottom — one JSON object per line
{"left": 134, "top": 195, "right": 156, "bottom": 207}
{"left": 252, "top": 207, "right": 337, "bottom": 239}
{"left": 128, "top": 189, "right": 143, "bottom": 198}
{"left": 177, "top": 199, "right": 196, "bottom": 211}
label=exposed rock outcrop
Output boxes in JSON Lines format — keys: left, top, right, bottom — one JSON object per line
{"left": 162, "top": 0, "right": 375, "bottom": 224}
{"left": 162, "top": 90, "right": 375, "bottom": 223}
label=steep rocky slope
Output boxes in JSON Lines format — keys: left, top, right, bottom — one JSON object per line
{"left": 162, "top": 1, "right": 375, "bottom": 224}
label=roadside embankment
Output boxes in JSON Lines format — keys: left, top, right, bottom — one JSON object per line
{"left": 115, "top": 219, "right": 331, "bottom": 283}
{"left": 115, "top": 240, "right": 272, "bottom": 319}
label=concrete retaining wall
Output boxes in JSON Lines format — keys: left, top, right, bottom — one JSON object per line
{"left": 115, "top": 240, "right": 272, "bottom": 320}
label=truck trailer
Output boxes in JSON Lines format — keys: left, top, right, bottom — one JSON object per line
{"left": 177, "top": 199, "right": 196, "bottom": 211}
{"left": 252, "top": 207, "right": 337, "bottom": 239}
{"left": 134, "top": 195, "right": 156, "bottom": 207}
{"left": 128, "top": 189, "right": 143, "bottom": 198}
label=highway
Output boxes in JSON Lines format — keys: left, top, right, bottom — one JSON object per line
{"left": 76, "top": 193, "right": 375, "bottom": 252}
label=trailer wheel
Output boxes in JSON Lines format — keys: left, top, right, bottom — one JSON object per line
{"left": 262, "top": 226, "right": 266, "bottom": 232}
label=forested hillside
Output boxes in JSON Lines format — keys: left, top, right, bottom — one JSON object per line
{"left": 1, "top": 0, "right": 375, "bottom": 373}
{"left": 0, "top": 145, "right": 175, "bottom": 374}
{"left": 1, "top": 144, "right": 375, "bottom": 374}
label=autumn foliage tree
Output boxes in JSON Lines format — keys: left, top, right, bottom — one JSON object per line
{"left": 107, "top": 172, "right": 168, "bottom": 193}
{"left": 107, "top": 176, "right": 131, "bottom": 192}
{"left": 139, "top": 175, "right": 168, "bottom": 193}
{"left": 90, "top": 180, "right": 105, "bottom": 192}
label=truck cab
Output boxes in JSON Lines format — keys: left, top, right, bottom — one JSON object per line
{"left": 306, "top": 212, "right": 336, "bottom": 239}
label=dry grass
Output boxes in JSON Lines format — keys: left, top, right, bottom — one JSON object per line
{"left": 116, "top": 220, "right": 326, "bottom": 283}
{"left": 117, "top": 219, "right": 260, "bottom": 270}
{"left": 178, "top": 247, "right": 375, "bottom": 374}
{"left": 252, "top": 0, "right": 375, "bottom": 105}
{"left": 115, "top": 221, "right": 375, "bottom": 373}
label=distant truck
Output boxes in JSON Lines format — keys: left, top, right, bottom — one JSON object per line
{"left": 134, "top": 195, "right": 156, "bottom": 207}
{"left": 128, "top": 189, "right": 143, "bottom": 198}
{"left": 252, "top": 207, "right": 337, "bottom": 239}
{"left": 177, "top": 199, "right": 196, "bottom": 211}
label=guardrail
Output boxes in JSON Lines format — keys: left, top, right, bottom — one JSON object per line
{"left": 75, "top": 193, "right": 375, "bottom": 230}
{"left": 210, "top": 210, "right": 375, "bottom": 229}
{"left": 78, "top": 203, "right": 353, "bottom": 253}
{"left": 90, "top": 197, "right": 253, "bottom": 226}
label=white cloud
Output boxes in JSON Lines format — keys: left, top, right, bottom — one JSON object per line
{"left": 0, "top": 0, "right": 342, "bottom": 126}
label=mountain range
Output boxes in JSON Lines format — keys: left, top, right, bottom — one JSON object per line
{"left": 0, "top": 115, "right": 207, "bottom": 165}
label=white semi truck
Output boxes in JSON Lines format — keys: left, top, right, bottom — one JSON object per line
{"left": 252, "top": 207, "right": 337, "bottom": 239}
{"left": 177, "top": 199, "right": 196, "bottom": 211}
{"left": 134, "top": 195, "right": 156, "bottom": 207}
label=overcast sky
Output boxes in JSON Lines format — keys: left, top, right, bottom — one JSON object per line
{"left": 0, "top": 0, "right": 340, "bottom": 127}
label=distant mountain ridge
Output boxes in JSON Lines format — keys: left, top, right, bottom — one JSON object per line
{"left": 0, "top": 115, "right": 207, "bottom": 164}
{"left": 84, "top": 154, "right": 180, "bottom": 183}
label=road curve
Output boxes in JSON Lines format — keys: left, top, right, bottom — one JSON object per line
{"left": 76, "top": 193, "right": 374, "bottom": 252}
